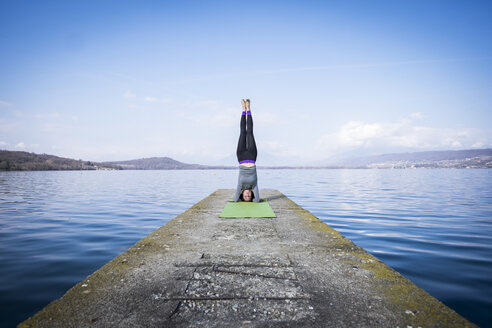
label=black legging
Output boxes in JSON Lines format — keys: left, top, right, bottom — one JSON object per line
{"left": 236, "top": 113, "right": 257, "bottom": 163}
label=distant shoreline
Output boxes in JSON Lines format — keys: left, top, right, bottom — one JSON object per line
{"left": 1, "top": 149, "right": 491, "bottom": 171}
{"left": 1, "top": 166, "right": 490, "bottom": 172}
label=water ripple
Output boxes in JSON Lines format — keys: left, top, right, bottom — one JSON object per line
{"left": 0, "top": 169, "right": 490, "bottom": 327}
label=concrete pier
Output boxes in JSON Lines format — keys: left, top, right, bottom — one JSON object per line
{"left": 20, "top": 189, "right": 475, "bottom": 327}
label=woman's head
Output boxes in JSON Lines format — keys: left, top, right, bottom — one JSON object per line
{"left": 241, "top": 189, "right": 253, "bottom": 202}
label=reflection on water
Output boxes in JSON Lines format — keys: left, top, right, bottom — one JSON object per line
{"left": 0, "top": 169, "right": 491, "bottom": 327}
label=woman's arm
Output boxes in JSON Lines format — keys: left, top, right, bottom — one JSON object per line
{"left": 234, "top": 183, "right": 242, "bottom": 202}
{"left": 253, "top": 184, "right": 260, "bottom": 203}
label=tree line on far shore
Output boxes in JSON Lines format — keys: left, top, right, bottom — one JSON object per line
{"left": 0, "top": 150, "right": 121, "bottom": 171}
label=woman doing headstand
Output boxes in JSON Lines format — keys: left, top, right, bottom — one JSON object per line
{"left": 234, "top": 99, "right": 260, "bottom": 202}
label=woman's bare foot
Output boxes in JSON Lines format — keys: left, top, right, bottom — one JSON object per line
{"left": 241, "top": 99, "right": 247, "bottom": 112}
{"left": 246, "top": 99, "right": 251, "bottom": 112}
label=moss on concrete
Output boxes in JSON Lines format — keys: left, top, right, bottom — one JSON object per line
{"left": 284, "top": 194, "right": 475, "bottom": 327}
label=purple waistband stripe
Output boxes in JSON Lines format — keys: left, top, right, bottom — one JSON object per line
{"left": 246, "top": 111, "right": 252, "bottom": 115}
{"left": 239, "top": 160, "right": 255, "bottom": 164}
{"left": 242, "top": 112, "right": 246, "bottom": 116}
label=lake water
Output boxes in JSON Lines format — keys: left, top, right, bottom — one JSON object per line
{"left": 0, "top": 169, "right": 491, "bottom": 327}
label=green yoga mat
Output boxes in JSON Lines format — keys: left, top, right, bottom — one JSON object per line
{"left": 219, "top": 201, "right": 276, "bottom": 218}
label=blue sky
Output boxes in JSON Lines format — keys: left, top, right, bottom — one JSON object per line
{"left": 1, "top": 0, "right": 491, "bottom": 165}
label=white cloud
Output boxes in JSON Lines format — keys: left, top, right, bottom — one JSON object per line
{"left": 0, "top": 100, "right": 11, "bottom": 107}
{"left": 144, "top": 97, "right": 169, "bottom": 103}
{"left": 337, "top": 121, "right": 388, "bottom": 147}
{"left": 123, "top": 91, "right": 136, "bottom": 99}
{"left": 317, "top": 119, "right": 492, "bottom": 156}
{"left": 0, "top": 141, "right": 8, "bottom": 146}
{"left": 410, "top": 112, "right": 423, "bottom": 119}
{"left": 15, "top": 142, "right": 26, "bottom": 149}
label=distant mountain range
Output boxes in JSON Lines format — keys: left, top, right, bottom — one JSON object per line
{"left": 333, "top": 148, "right": 492, "bottom": 168}
{"left": 103, "top": 157, "right": 233, "bottom": 170}
{"left": 1, "top": 148, "right": 491, "bottom": 171}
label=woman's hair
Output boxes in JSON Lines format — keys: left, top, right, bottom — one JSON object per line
{"left": 239, "top": 189, "right": 254, "bottom": 201}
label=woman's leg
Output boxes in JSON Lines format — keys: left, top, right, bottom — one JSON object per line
{"left": 236, "top": 112, "right": 247, "bottom": 162}
{"left": 246, "top": 113, "right": 257, "bottom": 161}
